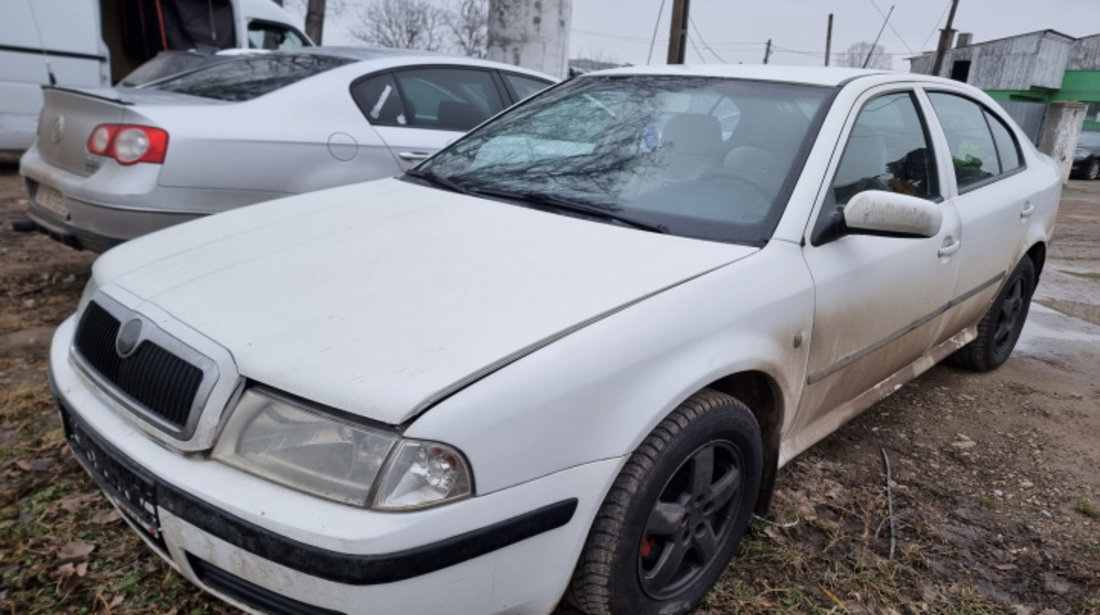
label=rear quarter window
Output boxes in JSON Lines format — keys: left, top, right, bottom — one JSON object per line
{"left": 149, "top": 54, "right": 353, "bottom": 101}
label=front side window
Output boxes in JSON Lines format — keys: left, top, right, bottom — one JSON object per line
{"left": 248, "top": 21, "right": 308, "bottom": 50}
{"left": 418, "top": 76, "right": 834, "bottom": 245}
{"left": 831, "top": 91, "right": 938, "bottom": 207}
{"left": 148, "top": 54, "right": 352, "bottom": 101}
{"left": 927, "top": 92, "right": 1007, "bottom": 191}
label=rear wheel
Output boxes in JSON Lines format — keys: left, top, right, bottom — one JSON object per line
{"left": 567, "top": 390, "right": 762, "bottom": 615}
{"left": 948, "top": 257, "right": 1035, "bottom": 371}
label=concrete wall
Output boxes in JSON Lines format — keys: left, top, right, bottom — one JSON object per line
{"left": 486, "top": 0, "right": 573, "bottom": 79}
{"left": 908, "top": 30, "right": 1074, "bottom": 91}
{"left": 1068, "top": 34, "right": 1100, "bottom": 70}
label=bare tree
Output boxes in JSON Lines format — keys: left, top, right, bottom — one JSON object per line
{"left": 351, "top": 0, "right": 448, "bottom": 51}
{"left": 833, "top": 41, "right": 891, "bottom": 69}
{"left": 449, "top": 0, "right": 488, "bottom": 58}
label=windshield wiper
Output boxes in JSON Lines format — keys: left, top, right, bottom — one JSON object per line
{"left": 471, "top": 187, "right": 669, "bottom": 234}
{"left": 403, "top": 168, "right": 471, "bottom": 195}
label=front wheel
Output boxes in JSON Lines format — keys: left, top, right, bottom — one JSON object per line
{"left": 948, "top": 257, "right": 1036, "bottom": 371}
{"left": 567, "top": 390, "right": 763, "bottom": 615}
{"left": 1087, "top": 160, "right": 1100, "bottom": 181}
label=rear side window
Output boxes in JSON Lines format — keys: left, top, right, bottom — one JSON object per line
{"left": 351, "top": 73, "right": 408, "bottom": 125}
{"left": 986, "top": 111, "right": 1022, "bottom": 172}
{"left": 149, "top": 54, "right": 352, "bottom": 101}
{"left": 353, "top": 68, "right": 505, "bottom": 131}
{"left": 927, "top": 92, "right": 1016, "bottom": 191}
{"left": 832, "top": 92, "right": 938, "bottom": 206}
{"left": 503, "top": 73, "right": 552, "bottom": 101}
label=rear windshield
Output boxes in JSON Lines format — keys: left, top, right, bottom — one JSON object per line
{"left": 147, "top": 54, "right": 353, "bottom": 101}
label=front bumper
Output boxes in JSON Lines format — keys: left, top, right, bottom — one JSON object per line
{"left": 49, "top": 315, "right": 616, "bottom": 614}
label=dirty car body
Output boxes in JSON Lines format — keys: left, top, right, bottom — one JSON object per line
{"left": 20, "top": 47, "right": 554, "bottom": 252}
{"left": 49, "top": 66, "right": 1060, "bottom": 615}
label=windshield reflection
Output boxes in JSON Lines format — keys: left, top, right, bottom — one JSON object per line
{"left": 420, "top": 76, "right": 834, "bottom": 245}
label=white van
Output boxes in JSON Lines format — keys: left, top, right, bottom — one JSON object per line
{"left": 0, "top": 0, "right": 310, "bottom": 156}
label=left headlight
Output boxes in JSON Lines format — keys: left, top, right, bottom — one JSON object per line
{"left": 1076, "top": 147, "right": 1090, "bottom": 161}
{"left": 212, "top": 387, "right": 473, "bottom": 510}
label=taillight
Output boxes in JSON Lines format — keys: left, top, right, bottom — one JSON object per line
{"left": 86, "top": 124, "right": 169, "bottom": 165}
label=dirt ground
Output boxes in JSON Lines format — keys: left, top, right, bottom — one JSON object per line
{"left": 1, "top": 162, "right": 1098, "bottom": 614}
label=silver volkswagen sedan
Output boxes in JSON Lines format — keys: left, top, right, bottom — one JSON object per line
{"left": 51, "top": 65, "right": 1059, "bottom": 615}
{"left": 20, "top": 47, "right": 554, "bottom": 251}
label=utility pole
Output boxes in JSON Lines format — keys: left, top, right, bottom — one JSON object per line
{"left": 931, "top": 0, "right": 961, "bottom": 76}
{"left": 666, "top": 0, "right": 690, "bottom": 64}
{"left": 825, "top": 14, "right": 833, "bottom": 66}
{"left": 763, "top": 39, "right": 772, "bottom": 64}
{"left": 862, "top": 4, "right": 893, "bottom": 68}
{"left": 305, "top": 0, "right": 325, "bottom": 44}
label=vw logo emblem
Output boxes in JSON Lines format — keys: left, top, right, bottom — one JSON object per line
{"left": 115, "top": 318, "right": 143, "bottom": 358}
{"left": 49, "top": 116, "right": 64, "bottom": 144}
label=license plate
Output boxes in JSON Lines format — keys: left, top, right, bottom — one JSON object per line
{"left": 36, "top": 185, "right": 69, "bottom": 218}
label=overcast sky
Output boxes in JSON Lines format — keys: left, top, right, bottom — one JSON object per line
{"left": 311, "top": 0, "right": 1099, "bottom": 70}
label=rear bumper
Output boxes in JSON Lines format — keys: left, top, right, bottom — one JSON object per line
{"left": 19, "top": 143, "right": 290, "bottom": 250}
{"left": 48, "top": 314, "right": 613, "bottom": 614}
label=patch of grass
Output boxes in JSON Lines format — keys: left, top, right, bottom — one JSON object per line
{"left": 1083, "top": 541, "right": 1100, "bottom": 559}
{"left": 1061, "top": 269, "right": 1100, "bottom": 281}
{"left": 1077, "top": 499, "right": 1100, "bottom": 520}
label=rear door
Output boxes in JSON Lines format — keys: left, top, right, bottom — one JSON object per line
{"left": 794, "top": 86, "right": 961, "bottom": 440}
{"left": 350, "top": 66, "right": 508, "bottom": 169}
{"left": 920, "top": 89, "right": 1038, "bottom": 339}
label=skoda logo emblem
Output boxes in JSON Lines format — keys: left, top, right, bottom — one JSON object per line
{"left": 116, "top": 318, "right": 143, "bottom": 358}
{"left": 49, "top": 116, "right": 64, "bottom": 144}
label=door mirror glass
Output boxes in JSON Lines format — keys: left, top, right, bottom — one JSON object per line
{"left": 843, "top": 190, "right": 942, "bottom": 238}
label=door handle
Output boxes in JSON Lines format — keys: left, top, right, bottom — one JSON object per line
{"left": 938, "top": 236, "right": 961, "bottom": 257}
{"left": 398, "top": 151, "right": 431, "bottom": 162}
{"left": 1020, "top": 202, "right": 1035, "bottom": 218}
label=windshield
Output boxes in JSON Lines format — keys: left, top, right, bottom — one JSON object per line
{"left": 1080, "top": 131, "right": 1100, "bottom": 147}
{"left": 419, "top": 75, "right": 834, "bottom": 245}
{"left": 146, "top": 54, "right": 352, "bottom": 101}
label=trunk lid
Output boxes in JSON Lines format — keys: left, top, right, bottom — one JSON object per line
{"left": 37, "top": 88, "right": 127, "bottom": 176}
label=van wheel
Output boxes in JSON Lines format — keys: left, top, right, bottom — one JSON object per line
{"left": 567, "top": 390, "right": 762, "bottom": 615}
{"left": 948, "top": 257, "right": 1035, "bottom": 372}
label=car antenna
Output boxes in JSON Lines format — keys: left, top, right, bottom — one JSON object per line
{"left": 24, "top": 0, "right": 58, "bottom": 86}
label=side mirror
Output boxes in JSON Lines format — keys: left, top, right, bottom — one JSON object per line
{"left": 843, "top": 190, "right": 942, "bottom": 238}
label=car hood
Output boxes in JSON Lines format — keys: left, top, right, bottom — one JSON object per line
{"left": 102, "top": 179, "right": 756, "bottom": 424}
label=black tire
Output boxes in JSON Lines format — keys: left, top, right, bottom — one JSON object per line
{"left": 1088, "top": 160, "right": 1100, "bottom": 181}
{"left": 948, "top": 257, "right": 1035, "bottom": 372}
{"left": 567, "top": 390, "right": 763, "bottom": 615}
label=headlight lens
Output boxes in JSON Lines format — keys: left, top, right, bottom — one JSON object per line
{"left": 213, "top": 387, "right": 473, "bottom": 510}
{"left": 372, "top": 440, "right": 473, "bottom": 511}
{"left": 1076, "top": 148, "right": 1090, "bottom": 160}
{"left": 212, "top": 388, "right": 399, "bottom": 506}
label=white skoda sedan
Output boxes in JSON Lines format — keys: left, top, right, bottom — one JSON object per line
{"left": 50, "top": 65, "right": 1059, "bottom": 615}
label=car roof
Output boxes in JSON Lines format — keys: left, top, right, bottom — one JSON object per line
{"left": 262, "top": 46, "right": 558, "bottom": 81}
{"left": 581, "top": 64, "right": 946, "bottom": 88}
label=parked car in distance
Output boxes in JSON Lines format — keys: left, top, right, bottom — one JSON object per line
{"left": 1072, "top": 130, "right": 1100, "bottom": 179}
{"left": 1, "top": 0, "right": 309, "bottom": 157}
{"left": 20, "top": 47, "right": 555, "bottom": 251}
{"left": 50, "top": 65, "right": 1059, "bottom": 615}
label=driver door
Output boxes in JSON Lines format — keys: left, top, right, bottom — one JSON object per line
{"left": 792, "top": 87, "right": 962, "bottom": 442}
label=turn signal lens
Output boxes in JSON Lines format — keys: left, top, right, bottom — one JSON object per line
{"left": 86, "top": 124, "right": 169, "bottom": 164}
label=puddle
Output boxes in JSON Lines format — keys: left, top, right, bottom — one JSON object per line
{"left": 1035, "top": 298, "right": 1100, "bottom": 327}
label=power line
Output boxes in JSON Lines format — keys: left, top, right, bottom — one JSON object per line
{"left": 867, "top": 0, "right": 913, "bottom": 53}
{"left": 646, "top": 0, "right": 667, "bottom": 64}
{"left": 688, "top": 16, "right": 730, "bottom": 63}
{"left": 920, "top": 1, "right": 952, "bottom": 51}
